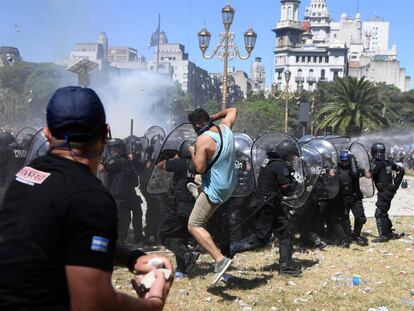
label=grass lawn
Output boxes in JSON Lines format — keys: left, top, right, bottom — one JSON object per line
{"left": 113, "top": 217, "right": 414, "bottom": 311}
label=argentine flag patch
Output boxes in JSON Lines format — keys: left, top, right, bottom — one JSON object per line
{"left": 91, "top": 236, "right": 109, "bottom": 253}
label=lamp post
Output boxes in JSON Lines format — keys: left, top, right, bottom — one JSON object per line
{"left": 198, "top": 3, "right": 257, "bottom": 110}
{"left": 271, "top": 69, "right": 302, "bottom": 133}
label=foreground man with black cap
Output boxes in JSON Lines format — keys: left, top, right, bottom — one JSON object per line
{"left": 0, "top": 86, "right": 172, "bottom": 310}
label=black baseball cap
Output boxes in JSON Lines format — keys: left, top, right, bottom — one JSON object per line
{"left": 46, "top": 86, "right": 106, "bottom": 142}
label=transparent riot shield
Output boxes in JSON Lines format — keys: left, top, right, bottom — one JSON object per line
{"left": 24, "top": 129, "right": 49, "bottom": 165}
{"left": 232, "top": 132, "right": 255, "bottom": 197}
{"left": 285, "top": 144, "right": 323, "bottom": 208}
{"left": 144, "top": 126, "right": 166, "bottom": 162}
{"left": 251, "top": 132, "right": 305, "bottom": 201}
{"left": 146, "top": 123, "right": 196, "bottom": 194}
{"left": 326, "top": 136, "right": 351, "bottom": 153}
{"left": 350, "top": 142, "right": 375, "bottom": 198}
{"left": 305, "top": 138, "right": 340, "bottom": 199}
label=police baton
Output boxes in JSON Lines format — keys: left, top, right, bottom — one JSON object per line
{"left": 130, "top": 118, "right": 134, "bottom": 156}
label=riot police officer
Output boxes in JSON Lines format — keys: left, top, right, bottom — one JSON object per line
{"left": 230, "top": 140, "right": 301, "bottom": 276}
{"left": 104, "top": 138, "right": 143, "bottom": 244}
{"left": 371, "top": 143, "right": 405, "bottom": 242}
{"left": 156, "top": 141, "right": 199, "bottom": 277}
{"left": 337, "top": 150, "right": 368, "bottom": 246}
{"left": 0, "top": 132, "right": 27, "bottom": 206}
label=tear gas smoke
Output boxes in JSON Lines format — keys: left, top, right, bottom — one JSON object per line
{"left": 92, "top": 70, "right": 175, "bottom": 139}
{"left": 352, "top": 128, "right": 414, "bottom": 150}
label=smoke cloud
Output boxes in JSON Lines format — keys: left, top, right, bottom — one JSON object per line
{"left": 92, "top": 70, "right": 175, "bottom": 138}
{"left": 352, "top": 128, "right": 414, "bottom": 150}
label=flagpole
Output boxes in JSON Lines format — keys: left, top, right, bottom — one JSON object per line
{"left": 156, "top": 13, "right": 161, "bottom": 74}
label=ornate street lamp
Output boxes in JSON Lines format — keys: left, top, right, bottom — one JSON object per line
{"left": 198, "top": 3, "right": 257, "bottom": 110}
{"left": 271, "top": 69, "right": 302, "bottom": 133}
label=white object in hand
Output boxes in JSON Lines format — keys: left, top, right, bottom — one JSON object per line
{"left": 148, "top": 258, "right": 165, "bottom": 268}
{"left": 141, "top": 269, "right": 172, "bottom": 289}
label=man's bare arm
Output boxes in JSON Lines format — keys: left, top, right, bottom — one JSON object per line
{"left": 210, "top": 107, "right": 238, "bottom": 129}
{"left": 189, "top": 136, "right": 211, "bottom": 174}
{"left": 66, "top": 266, "right": 167, "bottom": 311}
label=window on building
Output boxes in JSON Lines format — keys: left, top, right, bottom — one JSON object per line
{"left": 309, "top": 69, "right": 314, "bottom": 77}
{"left": 313, "top": 56, "right": 317, "bottom": 62}
{"left": 319, "top": 56, "right": 323, "bottom": 63}
{"left": 308, "top": 56, "right": 311, "bottom": 62}
{"left": 302, "top": 56, "right": 305, "bottom": 62}
{"left": 296, "top": 56, "right": 299, "bottom": 63}
{"left": 325, "top": 56, "right": 329, "bottom": 63}
{"left": 321, "top": 69, "right": 326, "bottom": 80}
{"left": 298, "top": 69, "right": 303, "bottom": 77}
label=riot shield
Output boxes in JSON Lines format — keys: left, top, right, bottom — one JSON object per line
{"left": 251, "top": 132, "right": 305, "bottom": 201}
{"left": 146, "top": 123, "right": 196, "bottom": 194}
{"left": 350, "top": 142, "right": 375, "bottom": 198}
{"left": 305, "top": 138, "right": 340, "bottom": 199}
{"left": 285, "top": 144, "right": 323, "bottom": 208}
{"left": 326, "top": 136, "right": 351, "bottom": 153}
{"left": 16, "top": 127, "right": 37, "bottom": 148}
{"left": 232, "top": 132, "right": 255, "bottom": 197}
{"left": 24, "top": 129, "right": 49, "bottom": 165}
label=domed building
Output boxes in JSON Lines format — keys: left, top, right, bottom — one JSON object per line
{"left": 250, "top": 57, "right": 266, "bottom": 93}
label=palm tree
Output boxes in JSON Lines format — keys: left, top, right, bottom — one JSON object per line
{"left": 316, "top": 76, "right": 394, "bottom": 137}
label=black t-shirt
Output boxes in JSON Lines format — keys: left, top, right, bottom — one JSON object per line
{"left": 165, "top": 158, "right": 195, "bottom": 218}
{"left": 0, "top": 154, "right": 117, "bottom": 310}
{"left": 372, "top": 159, "right": 397, "bottom": 187}
{"left": 256, "top": 158, "right": 292, "bottom": 196}
{"left": 0, "top": 143, "right": 27, "bottom": 187}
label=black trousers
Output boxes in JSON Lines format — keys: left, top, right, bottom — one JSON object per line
{"left": 343, "top": 196, "right": 366, "bottom": 236}
{"left": 117, "top": 194, "right": 143, "bottom": 243}
{"left": 374, "top": 186, "right": 395, "bottom": 236}
{"left": 326, "top": 195, "right": 349, "bottom": 243}
{"left": 159, "top": 203, "right": 192, "bottom": 273}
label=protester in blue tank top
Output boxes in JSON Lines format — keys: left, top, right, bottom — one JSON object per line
{"left": 187, "top": 107, "right": 237, "bottom": 285}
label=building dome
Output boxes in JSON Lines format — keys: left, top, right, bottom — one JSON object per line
{"left": 251, "top": 57, "right": 265, "bottom": 71}
{"left": 159, "top": 31, "right": 168, "bottom": 44}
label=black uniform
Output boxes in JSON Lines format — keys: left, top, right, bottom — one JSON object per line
{"left": 230, "top": 156, "right": 298, "bottom": 272}
{"left": 372, "top": 158, "right": 405, "bottom": 239}
{"left": 337, "top": 157, "right": 367, "bottom": 244}
{"left": 0, "top": 142, "right": 27, "bottom": 206}
{"left": 105, "top": 156, "right": 142, "bottom": 244}
{"left": 0, "top": 154, "right": 117, "bottom": 310}
{"left": 158, "top": 157, "right": 198, "bottom": 274}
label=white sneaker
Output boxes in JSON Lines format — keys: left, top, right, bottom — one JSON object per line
{"left": 187, "top": 182, "right": 199, "bottom": 199}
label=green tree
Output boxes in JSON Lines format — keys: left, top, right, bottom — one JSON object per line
{"left": 316, "top": 76, "right": 394, "bottom": 137}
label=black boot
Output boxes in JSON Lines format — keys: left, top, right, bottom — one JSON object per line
{"left": 352, "top": 222, "right": 368, "bottom": 246}
{"left": 183, "top": 250, "right": 200, "bottom": 274}
{"left": 373, "top": 218, "right": 390, "bottom": 243}
{"left": 278, "top": 238, "right": 302, "bottom": 277}
{"left": 310, "top": 233, "right": 327, "bottom": 250}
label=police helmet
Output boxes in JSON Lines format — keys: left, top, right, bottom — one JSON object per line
{"left": 339, "top": 150, "right": 349, "bottom": 161}
{"left": 277, "top": 140, "right": 299, "bottom": 161}
{"left": 371, "top": 142, "right": 386, "bottom": 161}
{"left": 179, "top": 139, "right": 194, "bottom": 159}
{"left": 0, "top": 132, "right": 15, "bottom": 148}
{"left": 106, "top": 138, "right": 126, "bottom": 158}
{"left": 46, "top": 86, "right": 106, "bottom": 143}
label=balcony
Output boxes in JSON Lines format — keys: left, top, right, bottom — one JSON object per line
{"left": 295, "top": 76, "right": 305, "bottom": 83}
{"left": 307, "top": 76, "right": 317, "bottom": 83}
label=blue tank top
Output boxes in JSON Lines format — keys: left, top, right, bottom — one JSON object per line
{"left": 201, "top": 124, "right": 237, "bottom": 204}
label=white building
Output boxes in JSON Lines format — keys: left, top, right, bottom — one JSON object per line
{"left": 273, "top": 0, "right": 411, "bottom": 92}
{"left": 147, "top": 41, "right": 219, "bottom": 107}
{"left": 273, "top": 0, "right": 347, "bottom": 92}
{"left": 250, "top": 57, "right": 266, "bottom": 93}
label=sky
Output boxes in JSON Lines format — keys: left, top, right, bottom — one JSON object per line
{"left": 2, "top": 0, "right": 413, "bottom": 89}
